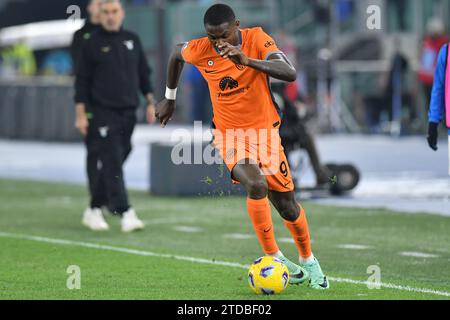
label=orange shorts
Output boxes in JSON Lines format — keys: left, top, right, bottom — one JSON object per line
{"left": 212, "top": 128, "right": 294, "bottom": 193}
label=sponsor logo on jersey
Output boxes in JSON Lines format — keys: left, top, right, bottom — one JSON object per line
{"left": 219, "top": 76, "right": 239, "bottom": 91}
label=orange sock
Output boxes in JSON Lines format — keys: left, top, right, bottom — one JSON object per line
{"left": 283, "top": 204, "right": 312, "bottom": 259}
{"left": 247, "top": 197, "right": 279, "bottom": 255}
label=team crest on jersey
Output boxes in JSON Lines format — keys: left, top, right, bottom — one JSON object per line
{"left": 208, "top": 60, "right": 214, "bottom": 66}
{"left": 219, "top": 76, "right": 239, "bottom": 91}
{"left": 123, "top": 40, "right": 134, "bottom": 50}
{"left": 99, "top": 126, "right": 109, "bottom": 138}
{"left": 264, "top": 40, "right": 275, "bottom": 48}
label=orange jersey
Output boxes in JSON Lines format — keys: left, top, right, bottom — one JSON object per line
{"left": 181, "top": 27, "right": 283, "bottom": 131}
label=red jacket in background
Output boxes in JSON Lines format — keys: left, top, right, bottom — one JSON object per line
{"left": 418, "top": 35, "right": 449, "bottom": 85}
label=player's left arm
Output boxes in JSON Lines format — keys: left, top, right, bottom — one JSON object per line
{"left": 218, "top": 43, "right": 296, "bottom": 82}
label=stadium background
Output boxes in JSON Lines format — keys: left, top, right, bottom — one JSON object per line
{"left": 2, "top": 0, "right": 450, "bottom": 137}
{"left": 0, "top": 0, "right": 449, "bottom": 300}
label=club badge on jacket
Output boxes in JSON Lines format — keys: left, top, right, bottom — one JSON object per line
{"left": 99, "top": 126, "right": 109, "bottom": 138}
{"left": 123, "top": 40, "right": 134, "bottom": 51}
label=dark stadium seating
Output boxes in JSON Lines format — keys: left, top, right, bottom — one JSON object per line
{"left": 0, "top": 80, "right": 79, "bottom": 141}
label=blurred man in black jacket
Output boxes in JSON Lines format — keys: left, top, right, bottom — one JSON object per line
{"left": 74, "top": 0, "right": 156, "bottom": 232}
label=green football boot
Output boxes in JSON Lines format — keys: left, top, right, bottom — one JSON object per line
{"left": 301, "top": 257, "right": 330, "bottom": 290}
{"left": 278, "top": 256, "right": 309, "bottom": 285}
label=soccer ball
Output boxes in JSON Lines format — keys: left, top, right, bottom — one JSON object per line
{"left": 247, "top": 256, "right": 290, "bottom": 295}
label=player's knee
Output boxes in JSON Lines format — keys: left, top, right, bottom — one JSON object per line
{"left": 246, "top": 179, "right": 268, "bottom": 199}
{"left": 278, "top": 200, "right": 299, "bottom": 222}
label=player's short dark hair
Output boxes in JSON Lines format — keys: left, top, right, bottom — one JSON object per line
{"left": 203, "top": 4, "right": 236, "bottom": 26}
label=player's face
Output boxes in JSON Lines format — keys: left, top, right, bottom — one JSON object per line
{"left": 205, "top": 20, "right": 240, "bottom": 48}
{"left": 88, "top": 0, "right": 102, "bottom": 24}
{"left": 100, "top": 2, "right": 125, "bottom": 32}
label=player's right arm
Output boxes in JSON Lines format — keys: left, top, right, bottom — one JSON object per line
{"left": 155, "top": 43, "right": 186, "bottom": 128}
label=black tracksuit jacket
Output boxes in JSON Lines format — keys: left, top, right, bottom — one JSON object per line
{"left": 70, "top": 21, "right": 99, "bottom": 74}
{"left": 74, "top": 26, "right": 153, "bottom": 109}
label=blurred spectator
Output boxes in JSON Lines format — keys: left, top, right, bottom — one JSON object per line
{"left": 386, "top": 51, "right": 415, "bottom": 133}
{"left": 418, "top": 17, "right": 448, "bottom": 107}
{"left": 334, "top": 0, "right": 354, "bottom": 24}
{"left": 276, "top": 30, "right": 297, "bottom": 67}
{"left": 41, "top": 50, "right": 72, "bottom": 76}
{"left": 311, "top": 0, "right": 330, "bottom": 25}
{"left": 276, "top": 30, "right": 297, "bottom": 106}
{"left": 364, "top": 50, "right": 416, "bottom": 133}
{"left": 275, "top": 31, "right": 309, "bottom": 106}
{"left": 0, "top": 42, "right": 4, "bottom": 75}
{"left": 0, "top": 41, "right": 36, "bottom": 76}
{"left": 387, "top": 0, "right": 408, "bottom": 31}
{"left": 185, "top": 65, "right": 212, "bottom": 124}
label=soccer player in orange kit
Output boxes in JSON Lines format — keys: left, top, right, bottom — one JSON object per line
{"left": 156, "top": 3, "right": 329, "bottom": 289}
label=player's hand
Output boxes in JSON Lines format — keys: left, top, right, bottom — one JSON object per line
{"left": 146, "top": 103, "right": 156, "bottom": 124}
{"left": 75, "top": 113, "right": 89, "bottom": 137}
{"left": 155, "top": 99, "right": 176, "bottom": 128}
{"left": 427, "top": 122, "right": 438, "bottom": 151}
{"left": 218, "top": 42, "right": 249, "bottom": 66}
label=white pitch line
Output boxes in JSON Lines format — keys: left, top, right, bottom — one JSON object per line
{"left": 1, "top": 232, "right": 449, "bottom": 298}
{"left": 278, "top": 237, "right": 295, "bottom": 244}
{"left": 0, "top": 232, "right": 245, "bottom": 269}
{"left": 172, "top": 226, "right": 203, "bottom": 233}
{"left": 223, "top": 233, "right": 253, "bottom": 240}
{"left": 328, "top": 277, "right": 450, "bottom": 297}
{"left": 337, "top": 244, "right": 373, "bottom": 250}
{"left": 399, "top": 251, "right": 440, "bottom": 259}
{"left": 279, "top": 237, "right": 314, "bottom": 244}
{"left": 144, "top": 217, "right": 198, "bottom": 225}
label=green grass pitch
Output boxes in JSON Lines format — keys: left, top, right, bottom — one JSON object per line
{"left": 0, "top": 179, "right": 449, "bottom": 300}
